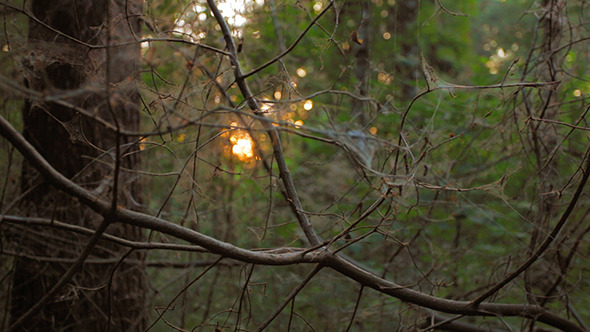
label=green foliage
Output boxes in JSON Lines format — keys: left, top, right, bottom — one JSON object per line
{"left": 2, "top": 0, "right": 590, "bottom": 330}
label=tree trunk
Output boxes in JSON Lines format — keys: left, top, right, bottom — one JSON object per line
{"left": 10, "top": 0, "right": 149, "bottom": 330}
{"left": 349, "top": 0, "right": 371, "bottom": 126}
{"left": 393, "top": 0, "right": 419, "bottom": 100}
{"left": 524, "top": 0, "right": 566, "bottom": 308}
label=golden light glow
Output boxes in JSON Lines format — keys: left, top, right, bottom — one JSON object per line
{"left": 573, "top": 89, "right": 582, "bottom": 97}
{"left": 378, "top": 72, "right": 393, "bottom": 84}
{"left": 486, "top": 59, "right": 499, "bottom": 75}
{"left": 383, "top": 32, "right": 391, "bottom": 40}
{"left": 296, "top": 68, "right": 307, "bottom": 77}
{"left": 303, "top": 100, "right": 313, "bottom": 110}
{"left": 369, "top": 126, "right": 378, "bottom": 135}
{"left": 283, "top": 112, "right": 295, "bottom": 120}
{"left": 232, "top": 138, "right": 254, "bottom": 159}
{"left": 228, "top": 122, "right": 255, "bottom": 161}
{"left": 294, "top": 120, "right": 304, "bottom": 127}
{"left": 274, "top": 90, "right": 282, "bottom": 99}
{"left": 139, "top": 137, "right": 148, "bottom": 150}
{"left": 260, "top": 98, "right": 273, "bottom": 112}
{"left": 313, "top": 2, "right": 323, "bottom": 12}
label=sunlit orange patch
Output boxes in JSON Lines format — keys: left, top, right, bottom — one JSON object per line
{"left": 232, "top": 138, "right": 254, "bottom": 160}
{"left": 139, "top": 137, "right": 148, "bottom": 150}
{"left": 228, "top": 122, "right": 255, "bottom": 161}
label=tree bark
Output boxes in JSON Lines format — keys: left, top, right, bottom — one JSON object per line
{"left": 349, "top": 0, "right": 371, "bottom": 126}
{"left": 10, "top": 0, "right": 149, "bottom": 330}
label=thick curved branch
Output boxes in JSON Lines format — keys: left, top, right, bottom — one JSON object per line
{"left": 1, "top": 215, "right": 208, "bottom": 252}
{"left": 194, "top": 8, "right": 582, "bottom": 330}
{"left": 0, "top": 53, "right": 583, "bottom": 332}
{"left": 0, "top": 115, "right": 322, "bottom": 266}
{"left": 325, "top": 255, "right": 583, "bottom": 332}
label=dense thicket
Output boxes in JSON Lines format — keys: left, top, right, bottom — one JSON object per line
{"left": 1, "top": 0, "right": 589, "bottom": 330}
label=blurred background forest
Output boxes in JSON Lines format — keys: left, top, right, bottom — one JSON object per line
{"left": 1, "top": 0, "right": 590, "bottom": 331}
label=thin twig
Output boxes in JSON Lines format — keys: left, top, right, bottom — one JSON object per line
{"left": 0, "top": 114, "right": 584, "bottom": 331}
{"left": 254, "top": 265, "right": 323, "bottom": 331}
{"left": 9, "top": 218, "right": 113, "bottom": 330}
{"left": 242, "top": 1, "right": 334, "bottom": 79}
{"left": 206, "top": 0, "right": 321, "bottom": 246}
{"left": 472, "top": 145, "right": 590, "bottom": 306}
{"left": 145, "top": 256, "right": 224, "bottom": 331}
